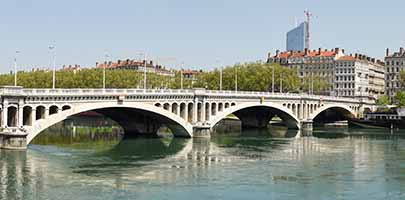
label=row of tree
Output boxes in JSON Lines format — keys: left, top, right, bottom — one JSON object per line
{"left": 0, "top": 62, "right": 331, "bottom": 93}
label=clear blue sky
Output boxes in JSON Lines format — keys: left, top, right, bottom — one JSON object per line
{"left": 1, "top": 0, "right": 404, "bottom": 73}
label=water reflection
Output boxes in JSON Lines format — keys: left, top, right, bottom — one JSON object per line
{"left": 2, "top": 123, "right": 405, "bottom": 199}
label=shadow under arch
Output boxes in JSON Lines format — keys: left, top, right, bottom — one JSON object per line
{"left": 26, "top": 103, "right": 193, "bottom": 144}
{"left": 209, "top": 102, "right": 301, "bottom": 130}
{"left": 310, "top": 105, "right": 356, "bottom": 124}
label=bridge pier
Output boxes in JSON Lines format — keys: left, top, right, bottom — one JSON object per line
{"left": 0, "top": 129, "right": 28, "bottom": 150}
{"left": 301, "top": 120, "right": 313, "bottom": 131}
{"left": 193, "top": 126, "right": 211, "bottom": 138}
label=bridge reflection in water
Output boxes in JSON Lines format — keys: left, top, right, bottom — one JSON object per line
{"left": 2, "top": 123, "right": 405, "bottom": 199}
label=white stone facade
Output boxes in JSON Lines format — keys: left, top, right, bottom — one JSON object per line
{"left": 268, "top": 48, "right": 385, "bottom": 99}
{"left": 334, "top": 56, "right": 385, "bottom": 99}
{"left": 385, "top": 47, "right": 405, "bottom": 101}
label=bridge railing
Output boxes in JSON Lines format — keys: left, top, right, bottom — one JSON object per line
{"left": 0, "top": 87, "right": 372, "bottom": 104}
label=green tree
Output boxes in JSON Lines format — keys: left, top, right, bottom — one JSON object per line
{"left": 376, "top": 95, "right": 390, "bottom": 105}
{"left": 395, "top": 91, "right": 405, "bottom": 107}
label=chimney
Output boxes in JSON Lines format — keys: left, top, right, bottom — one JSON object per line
{"left": 386, "top": 48, "right": 390, "bottom": 57}
{"left": 268, "top": 52, "right": 271, "bottom": 58}
{"left": 400, "top": 47, "right": 404, "bottom": 54}
{"left": 318, "top": 48, "right": 322, "bottom": 54}
{"left": 367, "top": 57, "right": 370, "bottom": 61}
{"left": 342, "top": 49, "right": 345, "bottom": 54}
{"left": 354, "top": 53, "right": 358, "bottom": 59}
{"left": 304, "top": 48, "right": 308, "bottom": 55}
{"left": 276, "top": 50, "right": 280, "bottom": 56}
{"left": 334, "top": 47, "right": 339, "bottom": 54}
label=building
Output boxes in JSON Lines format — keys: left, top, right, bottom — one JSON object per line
{"left": 385, "top": 47, "right": 405, "bottom": 101}
{"left": 267, "top": 48, "right": 385, "bottom": 99}
{"left": 286, "top": 22, "right": 308, "bottom": 52}
{"left": 334, "top": 54, "right": 385, "bottom": 99}
{"left": 96, "top": 59, "right": 175, "bottom": 77}
{"left": 62, "top": 65, "right": 82, "bottom": 73}
{"left": 268, "top": 48, "right": 345, "bottom": 94}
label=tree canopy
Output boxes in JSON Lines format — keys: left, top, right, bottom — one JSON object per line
{"left": 0, "top": 62, "right": 329, "bottom": 93}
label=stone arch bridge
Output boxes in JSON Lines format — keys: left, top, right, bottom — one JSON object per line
{"left": 0, "top": 86, "right": 375, "bottom": 149}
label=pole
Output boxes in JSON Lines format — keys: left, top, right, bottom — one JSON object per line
{"left": 53, "top": 49, "right": 56, "bottom": 89}
{"left": 144, "top": 53, "right": 147, "bottom": 90}
{"left": 14, "top": 53, "right": 18, "bottom": 87}
{"left": 180, "top": 62, "right": 184, "bottom": 89}
{"left": 280, "top": 73, "right": 283, "bottom": 93}
{"left": 103, "top": 52, "right": 109, "bottom": 89}
{"left": 218, "top": 60, "right": 222, "bottom": 91}
{"left": 311, "top": 71, "right": 314, "bottom": 95}
{"left": 272, "top": 65, "right": 275, "bottom": 94}
{"left": 235, "top": 66, "right": 238, "bottom": 92}
{"left": 49, "top": 45, "right": 56, "bottom": 89}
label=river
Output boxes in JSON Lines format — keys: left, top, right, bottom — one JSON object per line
{"left": 1, "top": 121, "right": 405, "bottom": 200}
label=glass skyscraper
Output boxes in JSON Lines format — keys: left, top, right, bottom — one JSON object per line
{"left": 286, "top": 22, "right": 307, "bottom": 51}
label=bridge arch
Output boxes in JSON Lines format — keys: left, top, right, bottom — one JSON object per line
{"left": 62, "top": 105, "right": 71, "bottom": 111}
{"left": 7, "top": 105, "right": 18, "bottom": 127}
{"left": 208, "top": 102, "right": 301, "bottom": 130}
{"left": 308, "top": 104, "right": 356, "bottom": 121}
{"left": 23, "top": 105, "right": 33, "bottom": 126}
{"left": 26, "top": 102, "right": 193, "bottom": 144}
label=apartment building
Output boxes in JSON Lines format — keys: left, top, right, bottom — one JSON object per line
{"left": 334, "top": 55, "right": 385, "bottom": 98}
{"left": 385, "top": 47, "right": 405, "bottom": 101}
{"left": 267, "top": 48, "right": 385, "bottom": 99}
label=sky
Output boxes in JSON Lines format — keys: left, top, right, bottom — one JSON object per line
{"left": 0, "top": 0, "right": 404, "bottom": 73}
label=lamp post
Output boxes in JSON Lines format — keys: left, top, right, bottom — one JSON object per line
{"left": 311, "top": 71, "right": 314, "bottom": 95}
{"left": 216, "top": 60, "right": 222, "bottom": 91}
{"left": 180, "top": 62, "right": 184, "bottom": 90}
{"left": 272, "top": 65, "right": 275, "bottom": 94}
{"left": 49, "top": 45, "right": 56, "bottom": 89}
{"left": 14, "top": 50, "right": 20, "bottom": 87}
{"left": 280, "top": 73, "right": 283, "bottom": 93}
{"left": 143, "top": 53, "right": 147, "bottom": 90}
{"left": 103, "top": 52, "right": 109, "bottom": 89}
{"left": 235, "top": 66, "right": 238, "bottom": 92}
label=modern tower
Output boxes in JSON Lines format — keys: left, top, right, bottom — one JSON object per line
{"left": 286, "top": 22, "right": 307, "bottom": 52}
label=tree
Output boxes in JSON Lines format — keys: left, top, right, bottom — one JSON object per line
{"left": 399, "top": 70, "right": 405, "bottom": 89}
{"left": 395, "top": 91, "right": 405, "bottom": 107}
{"left": 376, "top": 95, "right": 390, "bottom": 105}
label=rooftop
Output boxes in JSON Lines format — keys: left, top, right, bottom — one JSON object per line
{"left": 270, "top": 48, "right": 343, "bottom": 59}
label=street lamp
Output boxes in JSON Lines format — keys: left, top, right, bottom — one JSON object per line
{"left": 180, "top": 62, "right": 184, "bottom": 90}
{"left": 235, "top": 66, "right": 238, "bottom": 92}
{"left": 13, "top": 50, "right": 20, "bottom": 87}
{"left": 280, "top": 73, "right": 283, "bottom": 93}
{"left": 143, "top": 53, "right": 147, "bottom": 90}
{"left": 103, "top": 52, "right": 109, "bottom": 89}
{"left": 217, "top": 60, "right": 222, "bottom": 91}
{"left": 49, "top": 45, "right": 56, "bottom": 89}
{"left": 272, "top": 65, "right": 275, "bottom": 94}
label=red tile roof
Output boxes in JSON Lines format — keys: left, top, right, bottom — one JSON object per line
{"left": 336, "top": 56, "right": 356, "bottom": 61}
{"left": 273, "top": 49, "right": 337, "bottom": 59}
